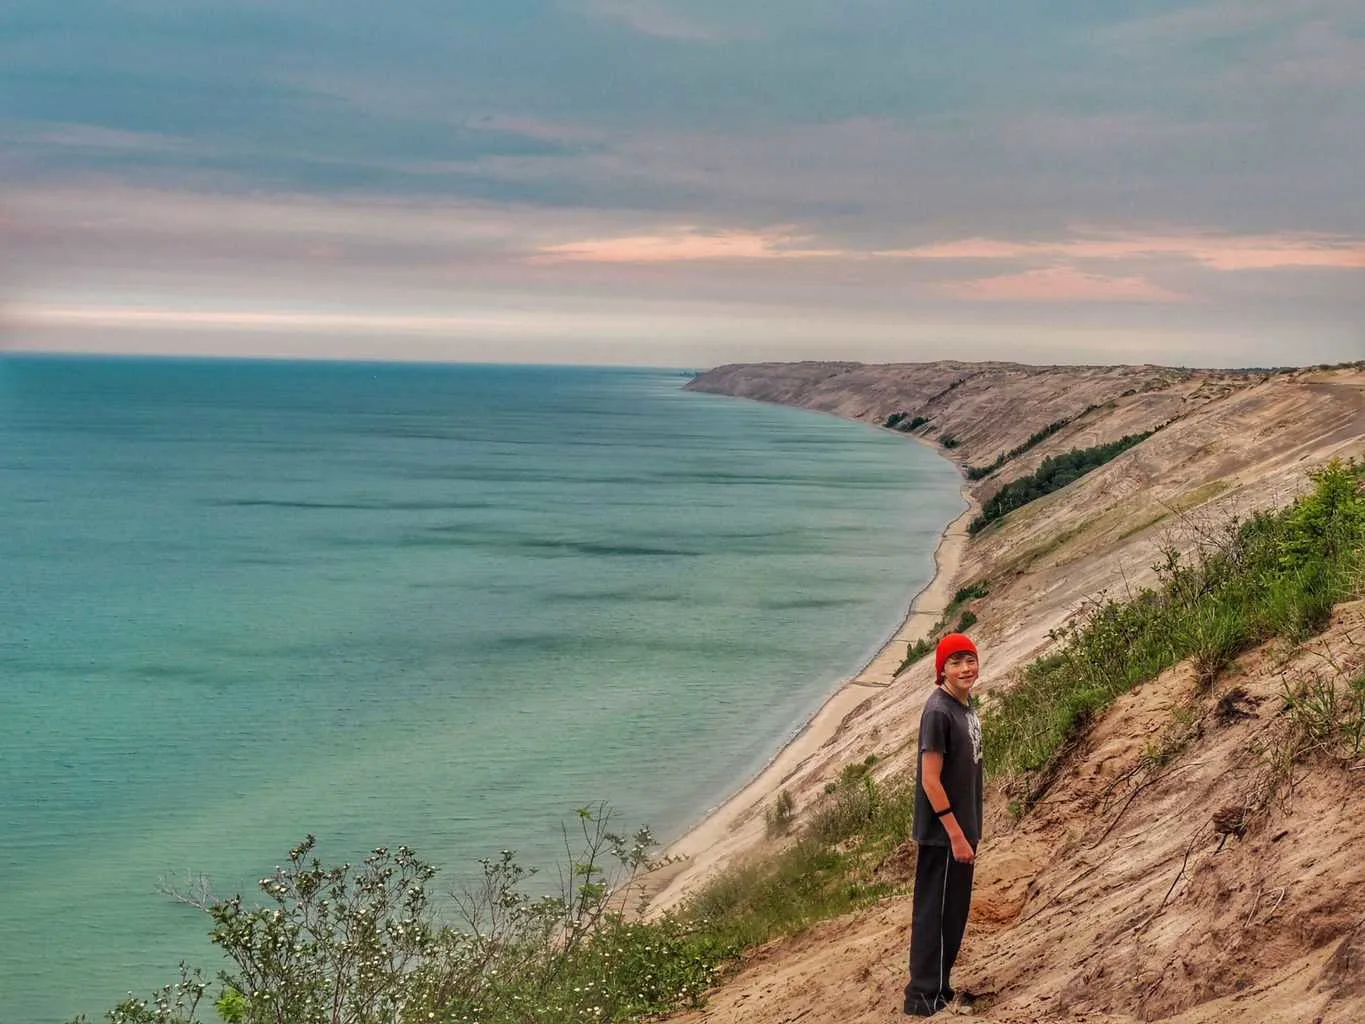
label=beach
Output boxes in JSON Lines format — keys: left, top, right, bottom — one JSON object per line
{"left": 646, "top": 484, "right": 976, "bottom": 912}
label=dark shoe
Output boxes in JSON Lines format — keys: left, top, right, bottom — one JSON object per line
{"left": 903, "top": 986, "right": 944, "bottom": 1017}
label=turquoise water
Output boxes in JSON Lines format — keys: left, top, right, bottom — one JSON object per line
{"left": 0, "top": 356, "right": 963, "bottom": 1022}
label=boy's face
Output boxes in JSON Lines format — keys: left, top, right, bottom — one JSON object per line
{"left": 942, "top": 651, "right": 979, "bottom": 695}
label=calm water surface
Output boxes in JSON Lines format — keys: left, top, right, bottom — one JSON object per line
{"left": 0, "top": 357, "right": 963, "bottom": 1021}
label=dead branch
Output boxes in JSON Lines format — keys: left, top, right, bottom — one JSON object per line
{"left": 1136, "top": 827, "right": 1207, "bottom": 935}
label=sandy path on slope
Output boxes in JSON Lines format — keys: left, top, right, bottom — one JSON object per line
{"left": 644, "top": 501, "right": 974, "bottom": 910}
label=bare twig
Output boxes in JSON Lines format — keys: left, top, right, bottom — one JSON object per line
{"left": 1136, "top": 828, "right": 1207, "bottom": 934}
{"left": 1018, "top": 860, "right": 1103, "bottom": 924}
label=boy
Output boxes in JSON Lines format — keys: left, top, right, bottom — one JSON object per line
{"left": 905, "top": 633, "right": 984, "bottom": 1017}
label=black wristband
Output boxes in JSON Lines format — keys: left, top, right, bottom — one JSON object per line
{"left": 934, "top": 805, "right": 954, "bottom": 818}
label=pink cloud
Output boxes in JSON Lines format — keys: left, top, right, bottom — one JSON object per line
{"left": 882, "top": 231, "right": 1365, "bottom": 271}
{"left": 533, "top": 229, "right": 840, "bottom": 263}
{"left": 938, "top": 267, "right": 1188, "bottom": 303}
{"left": 529, "top": 225, "right": 1365, "bottom": 278}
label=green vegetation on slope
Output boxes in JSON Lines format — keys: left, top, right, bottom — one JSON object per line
{"left": 78, "top": 781, "right": 922, "bottom": 1024}
{"left": 965, "top": 417, "right": 1073, "bottom": 481}
{"left": 968, "top": 430, "right": 1155, "bottom": 533}
{"left": 983, "top": 459, "right": 1365, "bottom": 795}
{"left": 883, "top": 411, "right": 929, "bottom": 432}
{"left": 78, "top": 810, "right": 739, "bottom": 1024}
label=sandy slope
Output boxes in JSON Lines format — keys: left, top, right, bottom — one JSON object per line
{"left": 648, "top": 361, "right": 1364, "bottom": 1023}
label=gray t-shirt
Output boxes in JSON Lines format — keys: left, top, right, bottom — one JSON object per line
{"left": 913, "top": 687, "right": 985, "bottom": 846}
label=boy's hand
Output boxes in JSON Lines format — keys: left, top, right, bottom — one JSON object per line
{"left": 950, "top": 833, "right": 976, "bottom": 864}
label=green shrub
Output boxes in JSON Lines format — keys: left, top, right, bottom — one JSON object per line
{"left": 765, "top": 789, "right": 797, "bottom": 837}
{"left": 952, "top": 583, "right": 989, "bottom": 604}
{"left": 884, "top": 412, "right": 929, "bottom": 432}
{"left": 79, "top": 807, "right": 729, "bottom": 1024}
{"left": 1281, "top": 670, "right": 1365, "bottom": 760}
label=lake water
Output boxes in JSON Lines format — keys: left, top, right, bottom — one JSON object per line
{"left": 0, "top": 356, "right": 963, "bottom": 1021}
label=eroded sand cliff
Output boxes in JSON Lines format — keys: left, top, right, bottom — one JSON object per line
{"left": 656, "top": 360, "right": 1365, "bottom": 1023}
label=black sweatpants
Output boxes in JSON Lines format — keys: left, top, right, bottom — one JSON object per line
{"left": 907, "top": 843, "right": 975, "bottom": 1011}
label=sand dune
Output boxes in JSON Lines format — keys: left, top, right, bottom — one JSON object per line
{"left": 649, "top": 359, "right": 1365, "bottom": 1023}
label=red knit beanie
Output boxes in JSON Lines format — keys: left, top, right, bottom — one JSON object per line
{"left": 935, "top": 633, "right": 978, "bottom": 684}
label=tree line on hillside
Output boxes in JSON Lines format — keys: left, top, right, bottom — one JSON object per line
{"left": 883, "top": 411, "right": 930, "bottom": 432}
{"left": 969, "top": 430, "right": 1155, "bottom": 533}
{"left": 965, "top": 418, "right": 1071, "bottom": 480}
{"left": 965, "top": 402, "right": 1116, "bottom": 481}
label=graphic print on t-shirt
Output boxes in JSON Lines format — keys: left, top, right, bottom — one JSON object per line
{"left": 967, "top": 710, "right": 982, "bottom": 764}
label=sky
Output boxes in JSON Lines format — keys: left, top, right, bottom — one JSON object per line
{"left": 1, "top": 0, "right": 1362, "bottom": 368}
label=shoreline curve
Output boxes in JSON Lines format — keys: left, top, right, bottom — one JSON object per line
{"left": 645, "top": 427, "right": 974, "bottom": 911}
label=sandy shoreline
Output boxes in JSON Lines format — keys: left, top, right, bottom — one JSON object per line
{"left": 645, "top": 455, "right": 974, "bottom": 910}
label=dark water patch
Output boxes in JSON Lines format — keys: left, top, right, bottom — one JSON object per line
{"left": 544, "top": 588, "right": 686, "bottom": 604}
{"left": 403, "top": 579, "right": 532, "bottom": 594}
{"left": 210, "top": 498, "right": 495, "bottom": 511}
{"left": 384, "top": 465, "right": 681, "bottom": 486}
{"left": 458, "top": 631, "right": 610, "bottom": 655}
{"left": 457, "top": 631, "right": 787, "bottom": 659}
{"left": 374, "top": 465, "right": 909, "bottom": 490}
{"left": 517, "top": 538, "right": 702, "bottom": 558}
{"left": 661, "top": 470, "right": 914, "bottom": 489}
{"left": 405, "top": 526, "right": 703, "bottom": 558}
{"left": 756, "top": 596, "right": 862, "bottom": 610}
{"left": 230, "top": 554, "right": 313, "bottom": 568}
{"left": 125, "top": 663, "right": 242, "bottom": 689}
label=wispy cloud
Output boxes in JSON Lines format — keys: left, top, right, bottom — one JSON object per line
{"left": 10, "top": 304, "right": 545, "bottom": 334}
{"left": 937, "top": 267, "right": 1188, "bottom": 304}
{"left": 532, "top": 223, "right": 1365, "bottom": 273}
{"left": 534, "top": 228, "right": 839, "bottom": 263}
{"left": 884, "top": 231, "right": 1365, "bottom": 271}
{"left": 1101, "top": 0, "right": 1357, "bottom": 50}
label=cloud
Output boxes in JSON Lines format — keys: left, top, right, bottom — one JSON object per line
{"left": 534, "top": 227, "right": 839, "bottom": 262}
{"left": 1270, "top": 18, "right": 1365, "bottom": 86}
{"left": 530, "top": 221, "right": 1365, "bottom": 275}
{"left": 1101, "top": 0, "right": 1357, "bottom": 51}
{"left": 937, "top": 267, "right": 1187, "bottom": 304}
{"left": 884, "top": 231, "right": 1365, "bottom": 271}
{"left": 10, "top": 304, "right": 545, "bottom": 335}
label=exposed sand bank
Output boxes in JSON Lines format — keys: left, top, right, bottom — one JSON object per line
{"left": 655, "top": 360, "right": 1365, "bottom": 1022}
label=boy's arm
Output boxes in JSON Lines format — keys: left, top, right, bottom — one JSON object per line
{"left": 921, "top": 751, "right": 976, "bottom": 863}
